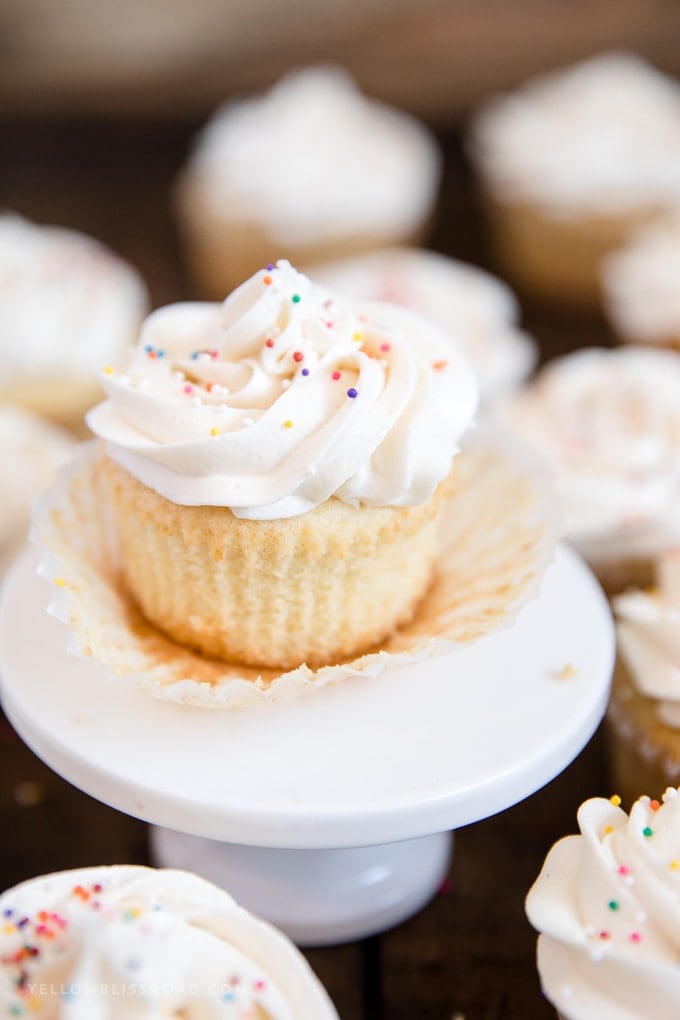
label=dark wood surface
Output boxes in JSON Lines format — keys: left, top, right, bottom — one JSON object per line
{"left": 0, "top": 117, "right": 617, "bottom": 1019}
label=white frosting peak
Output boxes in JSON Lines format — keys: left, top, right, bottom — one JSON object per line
{"left": 308, "top": 247, "right": 536, "bottom": 403}
{"left": 497, "top": 347, "right": 680, "bottom": 564}
{"left": 615, "top": 548, "right": 680, "bottom": 727}
{"left": 182, "top": 66, "right": 441, "bottom": 244}
{"left": 0, "top": 866, "right": 337, "bottom": 1019}
{"left": 471, "top": 52, "right": 680, "bottom": 216}
{"left": 526, "top": 790, "right": 680, "bottom": 1019}
{"left": 87, "top": 260, "right": 478, "bottom": 520}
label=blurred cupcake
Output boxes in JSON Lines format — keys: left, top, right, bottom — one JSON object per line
{"left": 0, "top": 211, "right": 149, "bottom": 433}
{"left": 0, "top": 864, "right": 338, "bottom": 1017}
{"left": 526, "top": 790, "right": 680, "bottom": 1019}
{"left": 174, "top": 66, "right": 442, "bottom": 300}
{"left": 497, "top": 346, "right": 680, "bottom": 595}
{"left": 602, "top": 213, "right": 680, "bottom": 349}
{"left": 85, "top": 259, "right": 478, "bottom": 672}
{"left": 0, "top": 403, "right": 74, "bottom": 576}
{"left": 307, "top": 246, "right": 537, "bottom": 405}
{"left": 608, "top": 548, "right": 680, "bottom": 806}
{"left": 469, "top": 53, "right": 680, "bottom": 308}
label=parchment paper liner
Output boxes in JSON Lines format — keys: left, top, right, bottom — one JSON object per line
{"left": 31, "top": 429, "right": 559, "bottom": 708}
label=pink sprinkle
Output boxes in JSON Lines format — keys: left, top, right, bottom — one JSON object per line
{"left": 183, "top": 384, "right": 193, "bottom": 394}
{"left": 332, "top": 370, "right": 341, "bottom": 380}
{"left": 254, "top": 979, "right": 267, "bottom": 992}
{"left": 380, "top": 343, "right": 391, "bottom": 352}
{"left": 630, "top": 931, "right": 643, "bottom": 943}
{"left": 618, "top": 866, "right": 630, "bottom": 876}
{"left": 265, "top": 338, "right": 275, "bottom": 348}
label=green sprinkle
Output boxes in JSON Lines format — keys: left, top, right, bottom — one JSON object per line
{"left": 291, "top": 294, "right": 301, "bottom": 303}
{"left": 608, "top": 900, "right": 619, "bottom": 911}
{"left": 643, "top": 827, "right": 654, "bottom": 838}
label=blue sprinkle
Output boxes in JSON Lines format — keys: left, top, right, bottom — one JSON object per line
{"left": 301, "top": 368, "right": 310, "bottom": 376}
{"left": 347, "top": 388, "right": 358, "bottom": 399}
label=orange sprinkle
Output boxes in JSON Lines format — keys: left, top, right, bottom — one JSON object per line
{"left": 263, "top": 275, "right": 272, "bottom": 285}
{"left": 650, "top": 799, "right": 661, "bottom": 811}
{"left": 432, "top": 360, "right": 448, "bottom": 371}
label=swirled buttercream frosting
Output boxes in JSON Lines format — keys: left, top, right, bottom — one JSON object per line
{"left": 309, "top": 247, "right": 536, "bottom": 403}
{"left": 470, "top": 52, "right": 680, "bottom": 216}
{"left": 615, "top": 548, "right": 680, "bottom": 728}
{"left": 0, "top": 865, "right": 338, "bottom": 1019}
{"left": 526, "top": 790, "right": 680, "bottom": 1020}
{"left": 87, "top": 260, "right": 479, "bottom": 520}
{"left": 180, "top": 65, "right": 441, "bottom": 244}
{"left": 497, "top": 347, "right": 680, "bottom": 563}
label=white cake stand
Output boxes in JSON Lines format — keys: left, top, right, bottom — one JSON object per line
{"left": 0, "top": 544, "right": 614, "bottom": 945}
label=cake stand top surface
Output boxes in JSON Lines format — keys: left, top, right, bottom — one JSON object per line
{"left": 0, "top": 544, "right": 614, "bottom": 849}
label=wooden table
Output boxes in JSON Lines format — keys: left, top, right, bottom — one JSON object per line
{"left": 0, "top": 116, "right": 616, "bottom": 1019}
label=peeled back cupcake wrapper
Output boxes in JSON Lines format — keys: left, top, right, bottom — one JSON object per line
{"left": 31, "top": 429, "right": 557, "bottom": 709}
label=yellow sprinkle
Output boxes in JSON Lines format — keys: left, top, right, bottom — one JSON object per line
{"left": 2, "top": 923, "right": 15, "bottom": 934}
{"left": 102, "top": 365, "right": 115, "bottom": 375}
{"left": 54, "top": 577, "right": 66, "bottom": 588}
{"left": 27, "top": 997, "right": 42, "bottom": 1012}
{"left": 353, "top": 331, "right": 363, "bottom": 342}
{"left": 283, "top": 420, "right": 294, "bottom": 429}
{"left": 670, "top": 860, "right": 680, "bottom": 871}
{"left": 610, "top": 794, "right": 622, "bottom": 807}
{"left": 604, "top": 825, "right": 614, "bottom": 835}
{"left": 210, "top": 427, "right": 220, "bottom": 437}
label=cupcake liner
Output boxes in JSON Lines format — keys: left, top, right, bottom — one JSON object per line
{"left": 31, "top": 427, "right": 558, "bottom": 709}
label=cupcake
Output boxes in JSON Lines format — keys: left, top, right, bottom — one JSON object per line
{"left": 0, "top": 403, "right": 75, "bottom": 576}
{"left": 497, "top": 346, "right": 680, "bottom": 595}
{"left": 608, "top": 548, "right": 680, "bottom": 806}
{"left": 0, "top": 211, "right": 149, "bottom": 432}
{"left": 307, "top": 246, "right": 537, "bottom": 405}
{"left": 468, "top": 52, "right": 680, "bottom": 308}
{"left": 526, "top": 789, "right": 680, "bottom": 1019}
{"left": 174, "top": 66, "right": 442, "bottom": 300}
{"left": 602, "top": 213, "right": 680, "bottom": 350}
{"left": 85, "top": 259, "right": 478, "bottom": 672}
{"left": 0, "top": 865, "right": 338, "bottom": 1017}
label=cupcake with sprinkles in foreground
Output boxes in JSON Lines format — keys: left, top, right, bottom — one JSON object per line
{"left": 0, "top": 210, "right": 149, "bottom": 433}
{"left": 526, "top": 789, "right": 680, "bottom": 1019}
{"left": 85, "top": 259, "right": 478, "bottom": 671}
{"left": 607, "top": 547, "right": 680, "bottom": 806}
{"left": 307, "top": 246, "right": 537, "bottom": 406}
{"left": 174, "top": 66, "right": 442, "bottom": 300}
{"left": 0, "top": 864, "right": 338, "bottom": 1018}
{"left": 496, "top": 345, "right": 680, "bottom": 596}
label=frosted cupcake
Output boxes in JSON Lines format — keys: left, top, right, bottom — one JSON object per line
{"left": 608, "top": 548, "right": 680, "bottom": 806}
{"left": 497, "top": 346, "right": 680, "bottom": 595}
{"left": 526, "top": 789, "right": 680, "bottom": 1019}
{"left": 0, "top": 403, "right": 75, "bottom": 576}
{"left": 174, "top": 66, "right": 442, "bottom": 300}
{"left": 469, "top": 53, "right": 680, "bottom": 307}
{"left": 86, "top": 259, "right": 478, "bottom": 671}
{"left": 0, "top": 864, "right": 338, "bottom": 1018}
{"left": 602, "top": 213, "right": 680, "bottom": 349}
{"left": 307, "top": 247, "right": 537, "bottom": 405}
{"left": 0, "top": 211, "right": 149, "bottom": 432}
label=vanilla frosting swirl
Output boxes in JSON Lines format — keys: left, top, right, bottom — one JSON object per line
{"left": 0, "top": 865, "right": 337, "bottom": 1019}
{"left": 526, "top": 790, "right": 680, "bottom": 1020}
{"left": 309, "top": 247, "right": 536, "bottom": 403}
{"left": 181, "top": 66, "right": 441, "bottom": 244}
{"left": 615, "top": 548, "right": 680, "bottom": 728}
{"left": 87, "top": 260, "right": 478, "bottom": 519}
{"left": 497, "top": 347, "right": 680, "bottom": 564}
{"left": 470, "top": 52, "right": 680, "bottom": 216}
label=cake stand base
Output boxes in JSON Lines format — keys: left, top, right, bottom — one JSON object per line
{"left": 150, "top": 827, "right": 452, "bottom": 946}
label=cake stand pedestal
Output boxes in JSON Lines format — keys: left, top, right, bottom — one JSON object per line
{"left": 0, "top": 544, "right": 614, "bottom": 946}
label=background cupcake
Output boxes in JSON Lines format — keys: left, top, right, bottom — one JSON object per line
{"left": 468, "top": 52, "right": 680, "bottom": 308}
{"left": 526, "top": 790, "right": 680, "bottom": 1019}
{"left": 0, "top": 402, "right": 75, "bottom": 577}
{"left": 602, "top": 213, "right": 680, "bottom": 350}
{"left": 0, "top": 864, "right": 339, "bottom": 1017}
{"left": 497, "top": 346, "right": 680, "bottom": 595}
{"left": 307, "top": 246, "right": 537, "bottom": 405}
{"left": 0, "top": 211, "right": 149, "bottom": 434}
{"left": 174, "top": 66, "right": 442, "bottom": 300}
{"left": 608, "top": 547, "right": 680, "bottom": 806}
